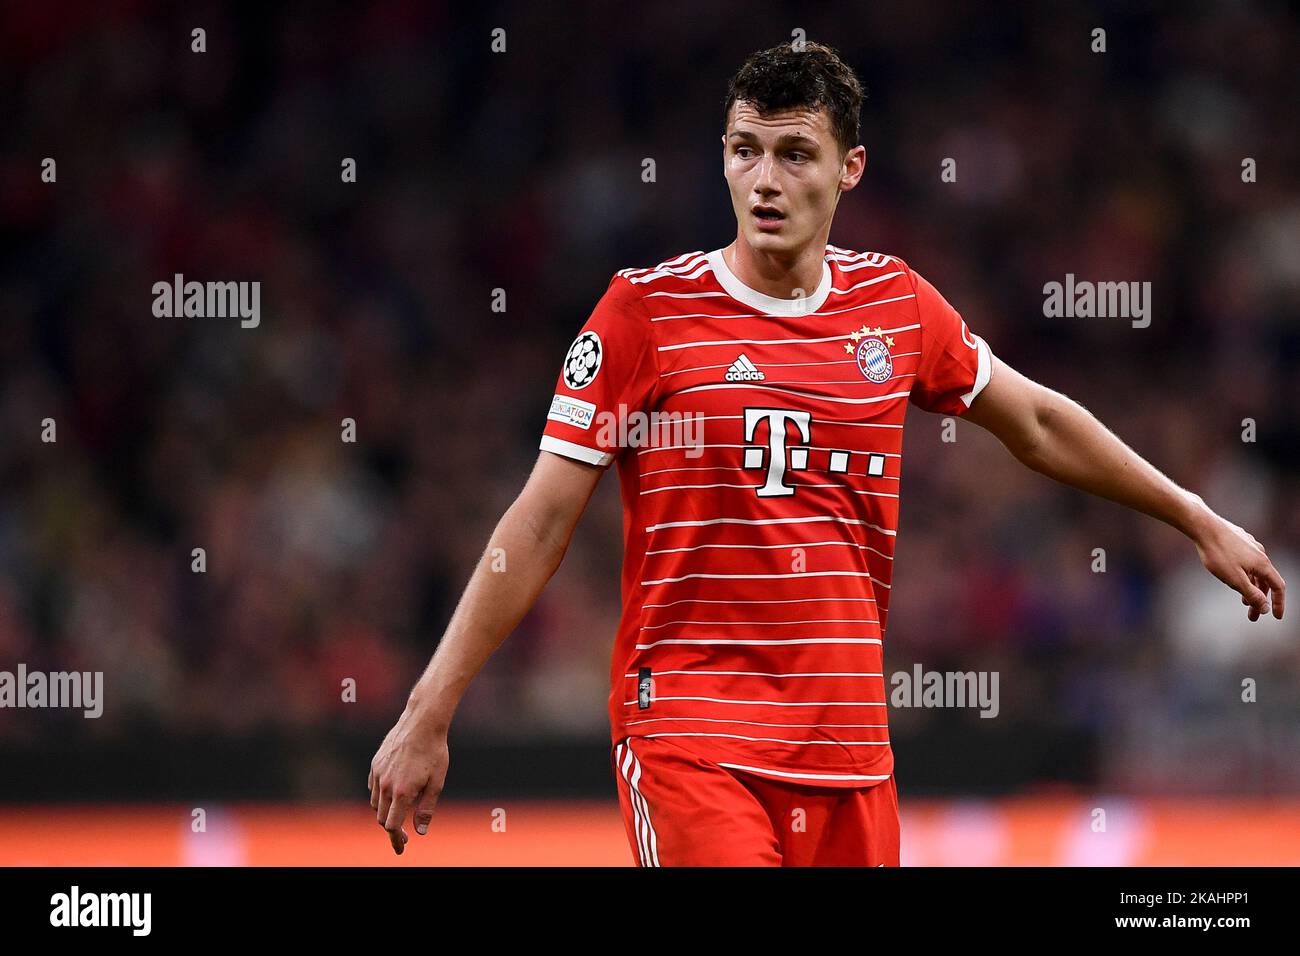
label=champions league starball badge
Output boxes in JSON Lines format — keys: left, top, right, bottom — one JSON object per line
{"left": 563, "top": 331, "right": 603, "bottom": 389}
{"left": 843, "top": 324, "right": 896, "bottom": 383}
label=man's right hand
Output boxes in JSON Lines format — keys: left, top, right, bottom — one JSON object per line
{"left": 368, "top": 704, "right": 450, "bottom": 855}
{"left": 365, "top": 450, "right": 604, "bottom": 855}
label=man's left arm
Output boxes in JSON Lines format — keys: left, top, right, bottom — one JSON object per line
{"left": 962, "top": 354, "right": 1286, "bottom": 622}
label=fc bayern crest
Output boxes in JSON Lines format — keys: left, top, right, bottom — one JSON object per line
{"left": 563, "top": 331, "right": 602, "bottom": 389}
{"left": 855, "top": 336, "right": 893, "bottom": 383}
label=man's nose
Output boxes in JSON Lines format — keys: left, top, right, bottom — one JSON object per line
{"left": 753, "top": 155, "right": 781, "bottom": 195}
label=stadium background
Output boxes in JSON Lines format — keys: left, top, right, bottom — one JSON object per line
{"left": 1, "top": 1, "right": 1298, "bottom": 864}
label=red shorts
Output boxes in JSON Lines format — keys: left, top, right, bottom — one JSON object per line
{"left": 611, "top": 735, "right": 900, "bottom": 866}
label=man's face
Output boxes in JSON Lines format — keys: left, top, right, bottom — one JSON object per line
{"left": 722, "top": 100, "right": 864, "bottom": 258}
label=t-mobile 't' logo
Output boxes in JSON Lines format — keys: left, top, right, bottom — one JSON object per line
{"left": 743, "top": 408, "right": 811, "bottom": 497}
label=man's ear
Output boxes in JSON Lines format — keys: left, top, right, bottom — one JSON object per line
{"left": 841, "top": 144, "right": 867, "bottom": 190}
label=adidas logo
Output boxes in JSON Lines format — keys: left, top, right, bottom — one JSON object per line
{"left": 725, "top": 353, "right": 765, "bottom": 382}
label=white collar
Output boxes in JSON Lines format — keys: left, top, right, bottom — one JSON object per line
{"left": 705, "top": 247, "right": 833, "bottom": 317}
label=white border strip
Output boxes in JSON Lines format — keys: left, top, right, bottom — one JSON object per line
{"left": 539, "top": 434, "right": 613, "bottom": 467}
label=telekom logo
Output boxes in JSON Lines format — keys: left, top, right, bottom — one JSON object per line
{"left": 743, "top": 408, "right": 811, "bottom": 497}
{"left": 743, "top": 408, "right": 878, "bottom": 497}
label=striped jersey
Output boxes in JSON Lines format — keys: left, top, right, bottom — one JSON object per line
{"left": 539, "top": 245, "right": 994, "bottom": 787}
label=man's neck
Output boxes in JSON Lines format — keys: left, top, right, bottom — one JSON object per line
{"left": 723, "top": 238, "right": 826, "bottom": 302}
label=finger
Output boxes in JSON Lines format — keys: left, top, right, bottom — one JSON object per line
{"left": 412, "top": 786, "right": 442, "bottom": 836}
{"left": 386, "top": 822, "right": 408, "bottom": 855}
{"left": 1258, "top": 563, "right": 1286, "bottom": 620}
{"left": 385, "top": 793, "right": 416, "bottom": 855}
{"left": 385, "top": 791, "right": 415, "bottom": 832}
{"left": 1236, "top": 572, "right": 1269, "bottom": 619}
{"left": 377, "top": 788, "right": 393, "bottom": 826}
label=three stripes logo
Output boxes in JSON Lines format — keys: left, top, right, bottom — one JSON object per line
{"left": 725, "top": 353, "right": 765, "bottom": 382}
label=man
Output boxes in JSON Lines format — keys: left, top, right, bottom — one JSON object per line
{"left": 368, "top": 42, "right": 1285, "bottom": 865}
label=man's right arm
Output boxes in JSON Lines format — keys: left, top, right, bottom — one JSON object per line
{"left": 368, "top": 449, "right": 604, "bottom": 853}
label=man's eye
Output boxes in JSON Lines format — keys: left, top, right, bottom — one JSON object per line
{"left": 736, "top": 147, "right": 755, "bottom": 159}
{"left": 788, "top": 152, "right": 808, "bottom": 162}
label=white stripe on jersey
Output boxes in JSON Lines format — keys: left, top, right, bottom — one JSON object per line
{"left": 623, "top": 695, "right": 886, "bottom": 707}
{"left": 641, "top": 617, "right": 879, "bottom": 631}
{"left": 642, "top": 290, "right": 731, "bottom": 299}
{"left": 637, "top": 442, "right": 903, "bottom": 455}
{"left": 836, "top": 258, "right": 902, "bottom": 273}
{"left": 639, "top": 464, "right": 754, "bottom": 477}
{"left": 640, "top": 481, "right": 849, "bottom": 496}
{"left": 638, "top": 457, "right": 902, "bottom": 479}
{"left": 641, "top": 469, "right": 900, "bottom": 487}
{"left": 661, "top": 358, "right": 858, "bottom": 378}
{"left": 826, "top": 248, "right": 898, "bottom": 267}
{"left": 626, "top": 716, "right": 889, "bottom": 728}
{"left": 625, "top": 259, "right": 711, "bottom": 285}
{"left": 687, "top": 414, "right": 905, "bottom": 429}
{"left": 645, "top": 540, "right": 895, "bottom": 561}
{"left": 640, "top": 570, "right": 885, "bottom": 586}
{"left": 643, "top": 269, "right": 905, "bottom": 317}
{"left": 670, "top": 384, "right": 911, "bottom": 406}
{"left": 636, "top": 637, "right": 883, "bottom": 650}
{"left": 624, "top": 669, "right": 883, "bottom": 677}
{"left": 829, "top": 270, "right": 906, "bottom": 294}
{"left": 644, "top": 514, "right": 897, "bottom": 535}
{"left": 643, "top": 596, "right": 878, "bottom": 610}
{"left": 656, "top": 313, "right": 917, "bottom": 343}
{"left": 617, "top": 251, "right": 704, "bottom": 279}
{"left": 745, "top": 378, "right": 914, "bottom": 386}
{"left": 640, "top": 732, "right": 890, "bottom": 746}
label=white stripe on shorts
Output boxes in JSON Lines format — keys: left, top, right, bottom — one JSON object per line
{"left": 616, "top": 741, "right": 660, "bottom": 866}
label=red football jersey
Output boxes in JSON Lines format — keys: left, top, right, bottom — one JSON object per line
{"left": 539, "top": 246, "right": 994, "bottom": 787}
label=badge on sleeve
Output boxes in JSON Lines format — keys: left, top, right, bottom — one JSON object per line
{"left": 563, "top": 331, "right": 603, "bottom": 389}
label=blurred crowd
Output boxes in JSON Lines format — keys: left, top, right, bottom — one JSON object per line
{"left": 1, "top": 1, "right": 1298, "bottom": 795}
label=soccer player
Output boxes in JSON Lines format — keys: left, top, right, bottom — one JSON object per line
{"left": 368, "top": 42, "right": 1286, "bottom": 865}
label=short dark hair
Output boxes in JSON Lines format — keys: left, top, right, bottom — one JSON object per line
{"left": 723, "top": 42, "right": 864, "bottom": 156}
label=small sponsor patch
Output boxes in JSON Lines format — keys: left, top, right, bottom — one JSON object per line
{"left": 548, "top": 395, "right": 597, "bottom": 430}
{"left": 637, "top": 667, "right": 653, "bottom": 709}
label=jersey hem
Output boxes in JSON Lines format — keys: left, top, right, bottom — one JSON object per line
{"left": 612, "top": 726, "right": 895, "bottom": 790}
{"left": 960, "top": 335, "right": 994, "bottom": 408}
{"left": 539, "top": 434, "right": 613, "bottom": 467}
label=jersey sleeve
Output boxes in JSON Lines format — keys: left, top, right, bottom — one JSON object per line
{"left": 904, "top": 263, "right": 994, "bottom": 416}
{"left": 539, "top": 274, "right": 660, "bottom": 467}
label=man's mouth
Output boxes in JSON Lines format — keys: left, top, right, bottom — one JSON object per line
{"left": 752, "top": 205, "right": 785, "bottom": 222}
